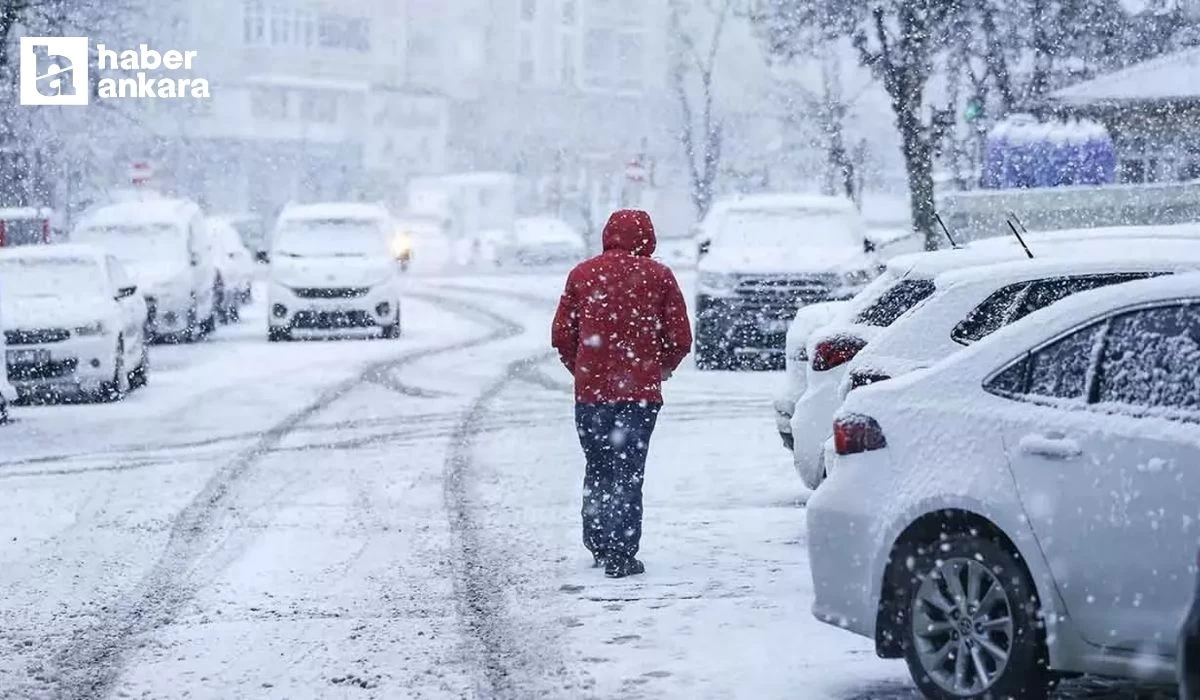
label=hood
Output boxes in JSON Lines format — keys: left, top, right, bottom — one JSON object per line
{"left": 1, "top": 294, "right": 112, "bottom": 328}
{"left": 125, "top": 262, "right": 190, "bottom": 291}
{"left": 602, "top": 210, "right": 656, "bottom": 257}
{"left": 271, "top": 255, "right": 396, "bottom": 287}
{"left": 698, "top": 244, "right": 868, "bottom": 275}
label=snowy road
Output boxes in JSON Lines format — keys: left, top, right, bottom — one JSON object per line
{"left": 0, "top": 271, "right": 1175, "bottom": 699}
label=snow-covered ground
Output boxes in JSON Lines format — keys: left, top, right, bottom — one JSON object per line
{"left": 0, "top": 269, "right": 1173, "bottom": 699}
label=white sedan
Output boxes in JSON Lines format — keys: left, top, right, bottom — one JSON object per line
{"left": 496, "top": 217, "right": 586, "bottom": 266}
{"left": 0, "top": 244, "right": 149, "bottom": 401}
{"left": 204, "top": 217, "right": 256, "bottom": 324}
{"left": 808, "top": 272, "right": 1200, "bottom": 698}
{"left": 772, "top": 300, "right": 846, "bottom": 450}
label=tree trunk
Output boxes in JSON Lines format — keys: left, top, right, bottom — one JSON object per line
{"left": 898, "top": 113, "right": 938, "bottom": 251}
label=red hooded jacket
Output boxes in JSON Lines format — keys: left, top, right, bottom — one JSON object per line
{"left": 552, "top": 210, "right": 693, "bottom": 404}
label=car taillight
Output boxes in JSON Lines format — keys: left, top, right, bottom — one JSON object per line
{"left": 833, "top": 413, "right": 887, "bottom": 456}
{"left": 812, "top": 335, "right": 868, "bottom": 371}
{"left": 849, "top": 370, "right": 891, "bottom": 392}
{"left": 41, "top": 219, "right": 49, "bottom": 244}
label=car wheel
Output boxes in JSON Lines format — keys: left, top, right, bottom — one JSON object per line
{"left": 892, "top": 532, "right": 1049, "bottom": 700}
{"left": 268, "top": 326, "right": 292, "bottom": 343}
{"left": 0, "top": 397, "right": 8, "bottom": 424}
{"left": 98, "top": 337, "right": 129, "bottom": 403}
{"left": 184, "top": 304, "right": 200, "bottom": 343}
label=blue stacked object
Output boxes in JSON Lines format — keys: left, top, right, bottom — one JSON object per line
{"left": 983, "top": 115, "right": 1115, "bottom": 189}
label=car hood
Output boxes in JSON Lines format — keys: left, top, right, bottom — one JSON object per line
{"left": 1, "top": 294, "right": 112, "bottom": 329}
{"left": 699, "top": 245, "right": 868, "bottom": 275}
{"left": 270, "top": 255, "right": 396, "bottom": 287}
{"left": 125, "top": 263, "right": 190, "bottom": 292}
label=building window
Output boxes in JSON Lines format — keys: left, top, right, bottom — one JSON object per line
{"left": 319, "top": 13, "right": 370, "bottom": 52}
{"left": 270, "top": 3, "right": 291, "bottom": 44}
{"left": 521, "top": 0, "right": 537, "bottom": 21}
{"left": 251, "top": 87, "right": 289, "bottom": 120}
{"left": 300, "top": 91, "right": 338, "bottom": 123}
{"left": 519, "top": 30, "right": 535, "bottom": 84}
{"left": 244, "top": 0, "right": 265, "bottom": 44}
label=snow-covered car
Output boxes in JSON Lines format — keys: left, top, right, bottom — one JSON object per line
{"left": 275, "top": 202, "right": 410, "bottom": 270}
{"left": 789, "top": 233, "right": 1200, "bottom": 489}
{"left": 694, "top": 194, "right": 882, "bottom": 370}
{"left": 72, "top": 198, "right": 218, "bottom": 343}
{"left": 267, "top": 217, "right": 403, "bottom": 341}
{"left": 0, "top": 244, "right": 149, "bottom": 401}
{"left": 772, "top": 300, "right": 846, "bottom": 450}
{"left": 808, "top": 272, "right": 1200, "bottom": 698}
{"left": 203, "top": 217, "right": 255, "bottom": 323}
{"left": 495, "top": 217, "right": 586, "bottom": 266}
{"left": 838, "top": 245, "right": 1200, "bottom": 403}
{"left": 212, "top": 213, "right": 269, "bottom": 263}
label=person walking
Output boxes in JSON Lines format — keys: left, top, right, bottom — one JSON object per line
{"left": 551, "top": 209, "right": 693, "bottom": 579}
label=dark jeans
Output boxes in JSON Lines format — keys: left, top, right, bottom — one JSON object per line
{"left": 575, "top": 402, "right": 661, "bottom": 563}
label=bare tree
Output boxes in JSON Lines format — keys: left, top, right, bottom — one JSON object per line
{"left": 668, "top": 0, "right": 735, "bottom": 221}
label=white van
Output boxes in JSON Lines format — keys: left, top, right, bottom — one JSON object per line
{"left": 72, "top": 198, "right": 218, "bottom": 343}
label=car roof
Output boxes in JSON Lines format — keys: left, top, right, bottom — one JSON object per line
{"left": 0, "top": 243, "right": 103, "bottom": 262}
{"left": 933, "top": 247, "right": 1200, "bottom": 289}
{"left": 279, "top": 202, "right": 390, "bottom": 221}
{"left": 77, "top": 198, "right": 200, "bottom": 228}
{"left": 712, "top": 193, "right": 858, "bottom": 216}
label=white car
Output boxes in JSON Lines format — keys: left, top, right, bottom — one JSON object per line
{"left": 267, "top": 217, "right": 403, "bottom": 341}
{"left": 772, "top": 300, "right": 846, "bottom": 449}
{"left": 496, "top": 217, "right": 586, "bottom": 266}
{"left": 275, "top": 202, "right": 410, "bottom": 269}
{"left": 0, "top": 245, "right": 149, "bottom": 401}
{"left": 72, "top": 198, "right": 218, "bottom": 343}
{"left": 839, "top": 249, "right": 1200, "bottom": 403}
{"left": 788, "top": 232, "right": 1200, "bottom": 489}
{"left": 694, "top": 194, "right": 882, "bottom": 370}
{"left": 203, "top": 217, "right": 256, "bottom": 323}
{"left": 808, "top": 272, "right": 1200, "bottom": 698}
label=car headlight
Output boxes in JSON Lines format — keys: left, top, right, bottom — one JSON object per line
{"left": 390, "top": 233, "right": 413, "bottom": 258}
{"left": 74, "top": 321, "right": 106, "bottom": 337}
{"left": 699, "top": 272, "right": 738, "bottom": 296}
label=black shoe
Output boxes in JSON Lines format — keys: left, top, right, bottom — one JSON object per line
{"left": 604, "top": 558, "right": 645, "bottom": 579}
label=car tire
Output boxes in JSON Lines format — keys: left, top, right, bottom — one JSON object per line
{"left": 890, "top": 532, "right": 1050, "bottom": 700}
{"left": 129, "top": 343, "right": 150, "bottom": 389}
{"left": 268, "top": 327, "right": 292, "bottom": 343}
{"left": 98, "top": 337, "right": 129, "bottom": 403}
{"left": 0, "top": 397, "right": 8, "bottom": 425}
{"left": 214, "top": 276, "right": 230, "bottom": 325}
{"left": 184, "top": 304, "right": 200, "bottom": 344}
{"left": 382, "top": 307, "right": 402, "bottom": 339}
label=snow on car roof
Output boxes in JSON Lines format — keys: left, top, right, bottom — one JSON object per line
{"left": 77, "top": 198, "right": 199, "bottom": 228}
{"left": 279, "top": 202, "right": 390, "bottom": 222}
{"left": 932, "top": 244, "right": 1200, "bottom": 289}
{"left": 718, "top": 193, "right": 858, "bottom": 215}
{"left": 0, "top": 243, "right": 103, "bottom": 263}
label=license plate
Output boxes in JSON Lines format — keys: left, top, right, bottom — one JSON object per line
{"left": 6, "top": 349, "right": 49, "bottom": 365}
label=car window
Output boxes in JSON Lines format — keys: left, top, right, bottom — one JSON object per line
{"left": 1008, "top": 273, "right": 1162, "bottom": 325}
{"left": 852, "top": 279, "right": 935, "bottom": 327}
{"left": 1094, "top": 303, "right": 1200, "bottom": 413}
{"left": 987, "top": 321, "right": 1106, "bottom": 401}
{"left": 951, "top": 282, "right": 1031, "bottom": 345}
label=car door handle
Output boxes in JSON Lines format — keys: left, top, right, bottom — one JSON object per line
{"left": 1019, "top": 433, "right": 1082, "bottom": 459}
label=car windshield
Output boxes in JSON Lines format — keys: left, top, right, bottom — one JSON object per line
{"left": 273, "top": 221, "right": 387, "bottom": 258}
{"left": 717, "top": 210, "right": 860, "bottom": 249}
{"left": 0, "top": 257, "right": 104, "bottom": 298}
{"left": 73, "top": 223, "right": 185, "bottom": 266}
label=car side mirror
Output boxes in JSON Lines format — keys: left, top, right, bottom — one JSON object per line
{"left": 256, "top": 251, "right": 269, "bottom": 264}
{"left": 698, "top": 239, "right": 711, "bottom": 257}
{"left": 863, "top": 238, "right": 877, "bottom": 254}
{"left": 116, "top": 285, "right": 137, "bottom": 299}
{"left": 190, "top": 252, "right": 201, "bottom": 267}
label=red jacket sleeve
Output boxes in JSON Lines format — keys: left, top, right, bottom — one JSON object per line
{"left": 659, "top": 267, "right": 693, "bottom": 373}
{"left": 551, "top": 273, "right": 580, "bottom": 374}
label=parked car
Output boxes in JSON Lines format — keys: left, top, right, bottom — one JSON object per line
{"left": 1182, "top": 550, "right": 1200, "bottom": 700}
{"left": 789, "top": 234, "right": 1200, "bottom": 489}
{"left": 0, "top": 276, "right": 15, "bottom": 422}
{"left": 274, "top": 202, "right": 410, "bottom": 270}
{"left": 838, "top": 249, "right": 1200, "bottom": 405}
{"left": 267, "top": 215, "right": 403, "bottom": 341}
{"left": 694, "top": 194, "right": 882, "bottom": 370}
{"left": 809, "top": 273, "right": 1200, "bottom": 698}
{"left": 773, "top": 300, "right": 846, "bottom": 450}
{"left": 203, "top": 217, "right": 255, "bottom": 323}
{"left": 213, "top": 213, "right": 269, "bottom": 263}
{"left": 0, "top": 244, "right": 149, "bottom": 401}
{"left": 72, "top": 198, "right": 218, "bottom": 343}
{"left": 496, "top": 217, "right": 586, "bottom": 266}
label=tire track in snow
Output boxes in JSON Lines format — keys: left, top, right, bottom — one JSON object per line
{"left": 37, "top": 292, "right": 532, "bottom": 700}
